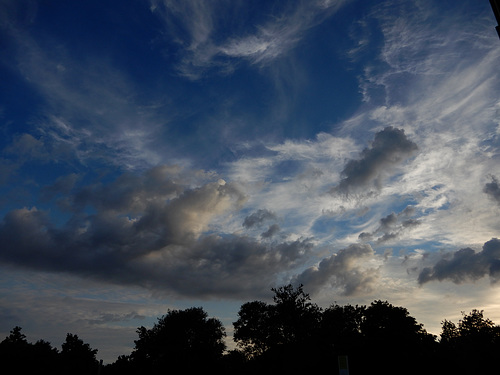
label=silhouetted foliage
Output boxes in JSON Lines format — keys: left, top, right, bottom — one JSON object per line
{"left": 31, "top": 339, "right": 60, "bottom": 374}
{"left": 439, "top": 309, "right": 500, "bottom": 374}
{"left": 270, "top": 284, "right": 322, "bottom": 346}
{"left": 233, "top": 286, "right": 441, "bottom": 374}
{"left": 60, "top": 333, "right": 99, "bottom": 375}
{"left": 0, "top": 326, "right": 32, "bottom": 373}
{"left": 4, "top": 286, "right": 500, "bottom": 375}
{"left": 320, "top": 303, "right": 365, "bottom": 350}
{"left": 233, "top": 284, "right": 323, "bottom": 372}
{"left": 357, "top": 300, "right": 437, "bottom": 374}
{"left": 0, "top": 327, "right": 96, "bottom": 375}
{"left": 233, "top": 300, "right": 274, "bottom": 358}
{"left": 130, "top": 307, "right": 226, "bottom": 374}
{"left": 103, "top": 354, "right": 135, "bottom": 375}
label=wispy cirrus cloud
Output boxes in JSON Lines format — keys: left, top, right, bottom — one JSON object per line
{"left": 1, "top": 7, "right": 164, "bottom": 172}
{"left": 150, "top": 0, "right": 351, "bottom": 78}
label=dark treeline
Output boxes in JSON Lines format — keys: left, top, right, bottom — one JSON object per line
{"left": 2, "top": 285, "right": 500, "bottom": 375}
{"left": 0, "top": 327, "right": 99, "bottom": 375}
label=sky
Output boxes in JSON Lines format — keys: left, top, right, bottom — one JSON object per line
{"left": 1, "top": 0, "right": 500, "bottom": 363}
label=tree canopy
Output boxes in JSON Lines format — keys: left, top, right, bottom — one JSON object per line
{"left": 233, "top": 286, "right": 437, "bottom": 373}
{"left": 2, "top": 285, "right": 500, "bottom": 375}
{"left": 439, "top": 309, "right": 500, "bottom": 373}
{"left": 129, "top": 307, "right": 226, "bottom": 374}
{"left": 0, "top": 327, "right": 97, "bottom": 375}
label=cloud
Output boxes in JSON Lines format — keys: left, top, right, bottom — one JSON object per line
{"left": 0, "top": 207, "right": 312, "bottom": 298}
{"left": 358, "top": 206, "right": 421, "bottom": 244}
{"left": 483, "top": 175, "right": 500, "bottom": 204}
{"left": 261, "top": 223, "right": 281, "bottom": 239}
{"left": 242, "top": 209, "right": 277, "bottom": 228}
{"left": 293, "top": 243, "right": 379, "bottom": 296}
{"left": 150, "top": 0, "right": 350, "bottom": 78}
{"left": 149, "top": 0, "right": 220, "bottom": 78}
{"left": 139, "top": 235, "right": 313, "bottom": 297}
{"left": 40, "top": 173, "right": 80, "bottom": 202}
{"left": 418, "top": 238, "right": 500, "bottom": 285}
{"left": 0, "top": 133, "right": 55, "bottom": 183}
{"left": 0, "top": 165, "right": 318, "bottom": 298}
{"left": 4, "top": 134, "right": 49, "bottom": 161}
{"left": 2, "top": 16, "right": 164, "bottom": 171}
{"left": 332, "top": 126, "right": 418, "bottom": 194}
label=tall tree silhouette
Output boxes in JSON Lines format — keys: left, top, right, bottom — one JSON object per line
{"left": 358, "top": 300, "right": 436, "bottom": 375}
{"left": 233, "top": 300, "right": 274, "bottom": 358}
{"left": 0, "top": 326, "right": 59, "bottom": 374}
{"left": 320, "top": 303, "right": 365, "bottom": 353}
{"left": 234, "top": 285, "right": 321, "bottom": 356}
{"left": 440, "top": 310, "right": 500, "bottom": 374}
{"left": 270, "top": 284, "right": 321, "bottom": 346}
{"left": 0, "top": 326, "right": 30, "bottom": 372}
{"left": 131, "top": 307, "right": 226, "bottom": 374}
{"left": 60, "top": 333, "right": 99, "bottom": 375}
{"left": 233, "top": 284, "right": 322, "bottom": 372}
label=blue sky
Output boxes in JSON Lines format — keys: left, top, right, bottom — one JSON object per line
{"left": 1, "top": 0, "right": 500, "bottom": 363}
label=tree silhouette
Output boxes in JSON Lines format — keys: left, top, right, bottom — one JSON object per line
{"left": 233, "top": 284, "right": 323, "bottom": 372}
{"left": 131, "top": 307, "right": 226, "bottom": 373}
{"left": 362, "top": 301, "right": 437, "bottom": 374}
{"left": 234, "top": 284, "right": 321, "bottom": 356}
{"left": 32, "top": 339, "right": 60, "bottom": 374}
{"left": 0, "top": 326, "right": 60, "bottom": 374}
{"left": 233, "top": 300, "right": 274, "bottom": 358}
{"left": 6, "top": 287, "right": 500, "bottom": 375}
{"left": 1, "top": 326, "right": 27, "bottom": 346}
{"left": 441, "top": 309, "right": 500, "bottom": 348}
{"left": 439, "top": 310, "right": 500, "bottom": 373}
{"left": 320, "top": 303, "right": 365, "bottom": 353}
{"left": 271, "top": 284, "right": 321, "bottom": 346}
{"left": 0, "top": 326, "right": 30, "bottom": 372}
{"left": 60, "top": 333, "right": 99, "bottom": 375}
{"left": 361, "top": 300, "right": 432, "bottom": 342}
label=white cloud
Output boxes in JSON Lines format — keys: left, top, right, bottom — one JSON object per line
{"left": 3, "top": 24, "right": 165, "bottom": 171}
{"left": 150, "top": 0, "right": 352, "bottom": 77}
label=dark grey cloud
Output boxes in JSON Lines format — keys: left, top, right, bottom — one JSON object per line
{"left": 293, "top": 243, "right": 379, "bottom": 296}
{"left": 333, "top": 127, "right": 418, "bottom": 194}
{"left": 261, "top": 223, "right": 281, "bottom": 239}
{"left": 379, "top": 212, "right": 398, "bottom": 231}
{"left": 0, "top": 206, "right": 313, "bottom": 298}
{"left": 0, "top": 166, "right": 315, "bottom": 299}
{"left": 483, "top": 175, "right": 500, "bottom": 204}
{"left": 418, "top": 238, "right": 500, "bottom": 285}
{"left": 358, "top": 206, "right": 420, "bottom": 244}
{"left": 242, "top": 209, "right": 277, "bottom": 228}
{"left": 4, "top": 133, "right": 50, "bottom": 161}
{"left": 71, "top": 165, "right": 186, "bottom": 213}
{"left": 41, "top": 173, "right": 80, "bottom": 201}
{"left": 145, "top": 234, "right": 313, "bottom": 298}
